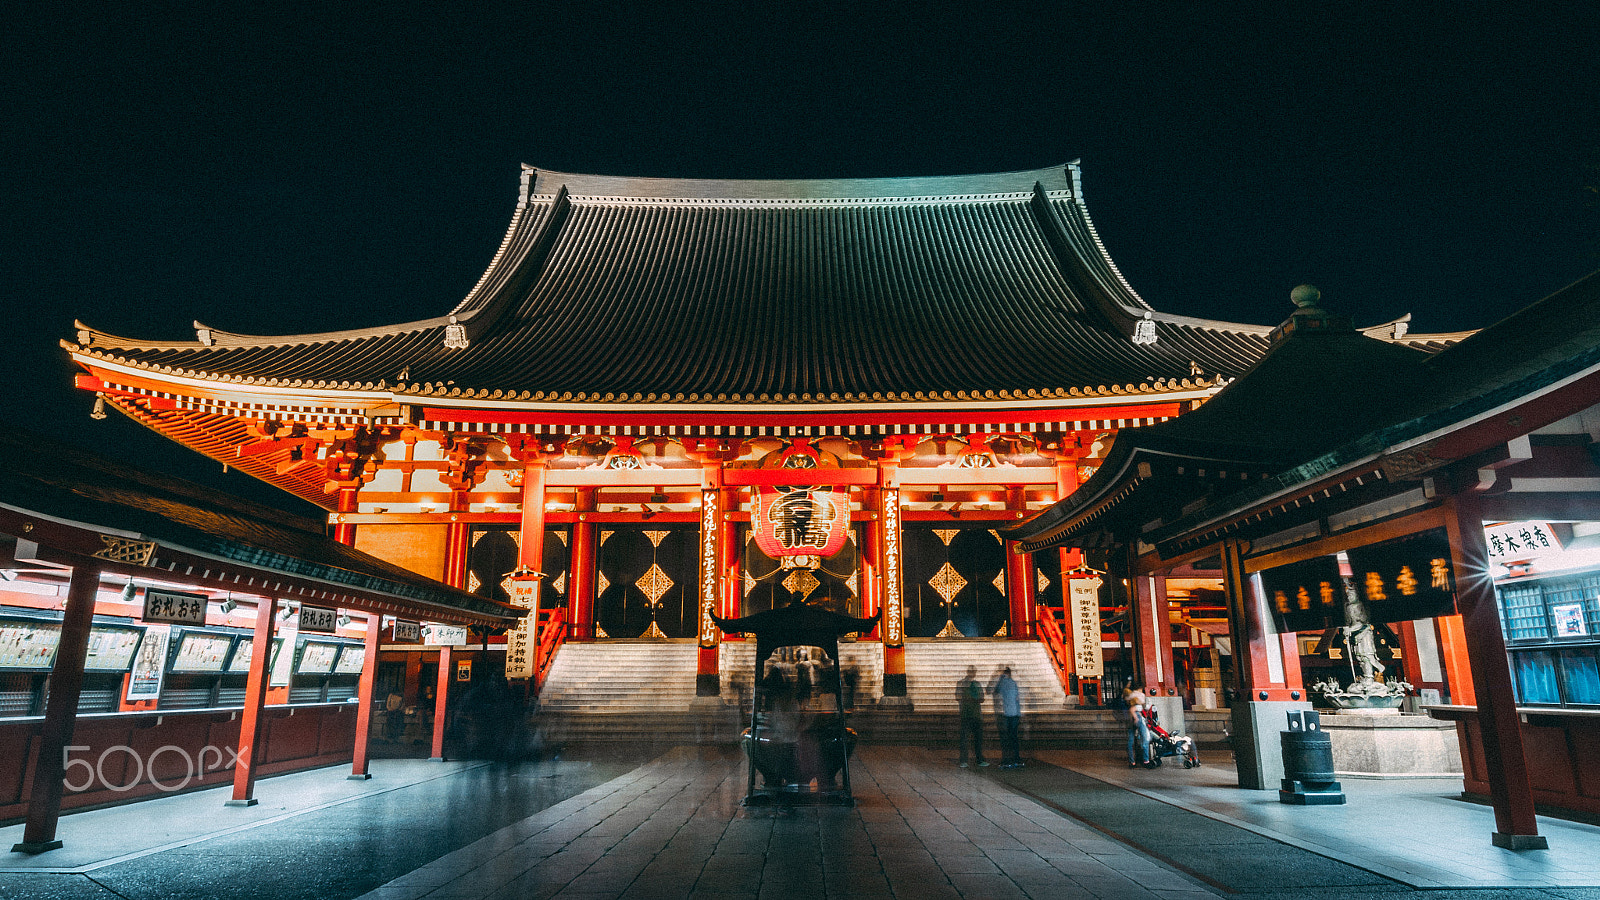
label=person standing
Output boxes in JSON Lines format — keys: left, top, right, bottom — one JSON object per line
{"left": 1125, "top": 685, "right": 1152, "bottom": 768}
{"left": 994, "top": 667, "right": 1023, "bottom": 768}
{"left": 957, "top": 666, "right": 988, "bottom": 767}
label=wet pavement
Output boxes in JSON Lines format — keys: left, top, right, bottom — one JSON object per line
{"left": 4, "top": 742, "right": 1600, "bottom": 899}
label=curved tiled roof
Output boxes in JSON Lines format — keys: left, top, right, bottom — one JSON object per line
{"left": 68, "top": 164, "right": 1457, "bottom": 405}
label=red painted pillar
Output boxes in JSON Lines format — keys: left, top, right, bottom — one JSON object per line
{"left": 228, "top": 594, "right": 279, "bottom": 807}
{"left": 877, "top": 481, "right": 907, "bottom": 699}
{"left": 13, "top": 561, "right": 101, "bottom": 853}
{"left": 1132, "top": 574, "right": 1177, "bottom": 696}
{"left": 1004, "top": 486, "right": 1035, "bottom": 640}
{"left": 695, "top": 479, "right": 723, "bottom": 696}
{"left": 430, "top": 645, "right": 452, "bottom": 761}
{"left": 333, "top": 486, "right": 359, "bottom": 546}
{"left": 517, "top": 461, "right": 549, "bottom": 675}
{"left": 568, "top": 489, "right": 597, "bottom": 641}
{"left": 719, "top": 487, "right": 742, "bottom": 625}
{"left": 349, "top": 612, "right": 382, "bottom": 779}
{"left": 444, "top": 490, "right": 471, "bottom": 591}
{"left": 860, "top": 487, "right": 881, "bottom": 634}
{"left": 1443, "top": 490, "right": 1544, "bottom": 848}
{"left": 1437, "top": 613, "right": 1476, "bottom": 705}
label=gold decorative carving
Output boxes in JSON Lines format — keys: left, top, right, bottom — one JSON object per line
{"left": 929, "top": 563, "right": 967, "bottom": 603}
{"left": 933, "top": 528, "right": 959, "bottom": 546}
{"left": 94, "top": 535, "right": 156, "bottom": 567}
{"left": 783, "top": 568, "right": 821, "bottom": 599}
{"left": 636, "top": 564, "right": 674, "bottom": 606}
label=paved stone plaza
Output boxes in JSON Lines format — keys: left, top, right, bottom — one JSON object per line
{"left": 5, "top": 743, "right": 1600, "bottom": 900}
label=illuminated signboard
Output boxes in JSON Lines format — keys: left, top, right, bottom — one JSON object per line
{"left": 0, "top": 620, "right": 63, "bottom": 670}
{"left": 1067, "top": 577, "right": 1104, "bottom": 678}
{"left": 333, "top": 644, "right": 366, "bottom": 674}
{"left": 1263, "top": 528, "right": 1457, "bottom": 633}
{"left": 297, "top": 641, "right": 339, "bottom": 674}
{"left": 84, "top": 625, "right": 143, "bottom": 673}
{"left": 227, "top": 637, "right": 255, "bottom": 673}
{"left": 169, "top": 631, "right": 234, "bottom": 673}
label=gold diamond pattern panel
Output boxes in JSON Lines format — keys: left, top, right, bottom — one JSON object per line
{"left": 551, "top": 572, "right": 567, "bottom": 594}
{"left": 467, "top": 572, "right": 481, "bottom": 594}
{"left": 783, "top": 568, "right": 821, "bottom": 599}
{"left": 601, "top": 530, "right": 614, "bottom": 546}
{"left": 636, "top": 564, "right": 675, "bottom": 606}
{"left": 643, "top": 530, "right": 670, "bottom": 548}
{"left": 992, "top": 571, "right": 1007, "bottom": 594}
{"left": 1037, "top": 570, "right": 1051, "bottom": 594}
{"left": 929, "top": 562, "right": 967, "bottom": 604}
{"left": 933, "top": 529, "right": 960, "bottom": 546}
{"left": 743, "top": 570, "right": 757, "bottom": 595}
{"left": 597, "top": 571, "right": 610, "bottom": 597}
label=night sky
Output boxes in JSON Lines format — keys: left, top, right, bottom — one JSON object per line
{"left": 5, "top": 5, "right": 1598, "bottom": 517}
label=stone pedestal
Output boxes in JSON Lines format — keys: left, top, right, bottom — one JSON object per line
{"left": 1320, "top": 711, "right": 1462, "bottom": 776}
{"left": 1230, "top": 700, "right": 1313, "bottom": 790}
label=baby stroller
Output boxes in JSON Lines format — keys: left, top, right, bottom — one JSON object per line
{"left": 1141, "top": 707, "right": 1200, "bottom": 768}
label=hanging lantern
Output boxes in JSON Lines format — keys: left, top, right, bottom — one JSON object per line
{"left": 750, "top": 441, "right": 851, "bottom": 567}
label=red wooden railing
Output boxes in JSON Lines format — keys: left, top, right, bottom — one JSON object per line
{"left": 532, "top": 607, "right": 566, "bottom": 695}
{"left": 1035, "top": 604, "right": 1072, "bottom": 693}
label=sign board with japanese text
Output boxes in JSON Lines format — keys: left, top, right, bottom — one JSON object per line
{"left": 1067, "top": 577, "right": 1104, "bottom": 678}
{"left": 1484, "top": 522, "right": 1563, "bottom": 561}
{"left": 504, "top": 577, "right": 538, "bottom": 680}
{"left": 298, "top": 605, "right": 338, "bottom": 634}
{"left": 1345, "top": 529, "right": 1457, "bottom": 623}
{"left": 1264, "top": 528, "right": 1457, "bottom": 633}
{"left": 425, "top": 625, "right": 469, "bottom": 646}
{"left": 1261, "top": 555, "right": 1343, "bottom": 634}
{"left": 143, "top": 589, "right": 208, "bottom": 626}
{"left": 391, "top": 620, "right": 421, "bottom": 643}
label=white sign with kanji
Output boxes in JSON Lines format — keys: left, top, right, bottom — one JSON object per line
{"left": 504, "top": 578, "right": 539, "bottom": 680}
{"left": 1484, "top": 521, "right": 1562, "bottom": 561}
{"left": 1067, "top": 577, "right": 1104, "bottom": 678}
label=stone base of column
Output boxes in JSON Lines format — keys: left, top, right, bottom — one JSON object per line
{"left": 882, "top": 672, "right": 907, "bottom": 696}
{"left": 429, "top": 757, "right": 447, "bottom": 762}
{"left": 695, "top": 672, "right": 721, "bottom": 697}
{"left": 876, "top": 696, "right": 913, "bottom": 709}
{"left": 347, "top": 773, "right": 373, "bottom": 781}
{"left": 1230, "top": 700, "right": 1312, "bottom": 790}
{"left": 1492, "top": 832, "right": 1549, "bottom": 850}
{"left": 11, "top": 840, "right": 63, "bottom": 854}
{"left": 223, "top": 798, "right": 259, "bottom": 807}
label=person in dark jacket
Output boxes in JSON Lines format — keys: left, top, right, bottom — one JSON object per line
{"left": 957, "top": 666, "right": 988, "bottom": 767}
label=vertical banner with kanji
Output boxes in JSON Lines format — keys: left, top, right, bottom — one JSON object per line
{"left": 505, "top": 577, "right": 539, "bottom": 679}
{"left": 1067, "top": 577, "right": 1104, "bottom": 678}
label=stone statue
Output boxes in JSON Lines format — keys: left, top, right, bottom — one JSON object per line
{"left": 1342, "top": 579, "right": 1385, "bottom": 682}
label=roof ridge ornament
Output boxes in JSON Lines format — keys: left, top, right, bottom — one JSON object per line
{"left": 1131, "top": 311, "right": 1158, "bottom": 345}
{"left": 443, "top": 315, "right": 469, "bottom": 350}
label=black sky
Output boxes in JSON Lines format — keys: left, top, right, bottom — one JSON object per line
{"left": 4, "top": 4, "right": 1598, "bottom": 516}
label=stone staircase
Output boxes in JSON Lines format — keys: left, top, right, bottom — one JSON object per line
{"left": 531, "top": 638, "right": 1230, "bottom": 751}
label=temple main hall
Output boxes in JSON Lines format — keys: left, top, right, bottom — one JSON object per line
{"left": 61, "top": 163, "right": 1461, "bottom": 721}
